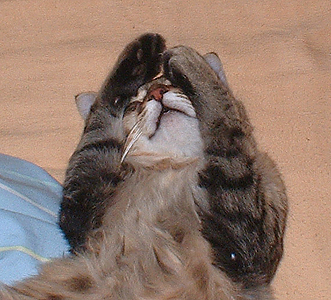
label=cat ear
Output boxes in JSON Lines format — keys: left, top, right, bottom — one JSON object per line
{"left": 75, "top": 92, "right": 98, "bottom": 120}
{"left": 203, "top": 52, "right": 229, "bottom": 88}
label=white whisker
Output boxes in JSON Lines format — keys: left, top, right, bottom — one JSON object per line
{"left": 121, "top": 121, "right": 143, "bottom": 163}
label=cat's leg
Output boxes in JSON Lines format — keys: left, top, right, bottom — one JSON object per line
{"left": 60, "top": 33, "right": 166, "bottom": 252}
{"left": 163, "top": 46, "right": 288, "bottom": 291}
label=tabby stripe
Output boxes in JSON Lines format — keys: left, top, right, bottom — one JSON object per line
{"left": 84, "top": 119, "right": 105, "bottom": 133}
{"left": 78, "top": 138, "right": 123, "bottom": 154}
{"left": 205, "top": 145, "right": 241, "bottom": 158}
{"left": 201, "top": 164, "right": 254, "bottom": 191}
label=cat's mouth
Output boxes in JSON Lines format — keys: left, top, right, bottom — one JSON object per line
{"left": 152, "top": 103, "right": 192, "bottom": 138}
{"left": 148, "top": 87, "right": 196, "bottom": 139}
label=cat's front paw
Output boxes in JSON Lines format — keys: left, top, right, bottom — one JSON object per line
{"left": 100, "top": 33, "right": 166, "bottom": 115}
{"left": 163, "top": 46, "right": 213, "bottom": 96}
{"left": 133, "top": 33, "right": 166, "bottom": 80}
{"left": 113, "top": 33, "right": 166, "bottom": 94}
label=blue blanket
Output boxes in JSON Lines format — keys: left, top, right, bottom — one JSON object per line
{"left": 0, "top": 154, "right": 69, "bottom": 284}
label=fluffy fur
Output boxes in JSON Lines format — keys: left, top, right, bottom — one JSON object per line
{"left": 0, "top": 33, "right": 287, "bottom": 300}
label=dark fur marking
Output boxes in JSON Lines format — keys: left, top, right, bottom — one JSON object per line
{"left": 200, "top": 195, "right": 280, "bottom": 288}
{"left": 172, "top": 228, "right": 185, "bottom": 244}
{"left": 200, "top": 163, "right": 255, "bottom": 191}
{"left": 204, "top": 124, "right": 247, "bottom": 159}
{"left": 66, "top": 275, "right": 94, "bottom": 292}
{"left": 200, "top": 213, "right": 254, "bottom": 286}
{"left": 79, "top": 138, "right": 123, "bottom": 155}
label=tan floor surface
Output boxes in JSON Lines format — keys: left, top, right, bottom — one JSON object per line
{"left": 1, "top": 1, "right": 330, "bottom": 299}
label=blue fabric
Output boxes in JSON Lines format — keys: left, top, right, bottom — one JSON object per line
{"left": 0, "top": 154, "right": 69, "bottom": 284}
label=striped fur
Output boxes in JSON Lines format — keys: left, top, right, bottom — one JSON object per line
{"left": 162, "top": 47, "right": 288, "bottom": 288}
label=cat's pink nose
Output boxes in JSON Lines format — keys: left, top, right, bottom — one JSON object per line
{"left": 148, "top": 85, "right": 169, "bottom": 102}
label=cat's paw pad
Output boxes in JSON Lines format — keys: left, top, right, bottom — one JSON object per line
{"left": 124, "top": 33, "right": 166, "bottom": 81}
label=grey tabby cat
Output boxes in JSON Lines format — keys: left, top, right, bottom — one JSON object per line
{"left": 0, "top": 33, "right": 287, "bottom": 300}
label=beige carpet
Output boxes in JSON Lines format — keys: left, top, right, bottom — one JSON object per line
{"left": 1, "top": 1, "right": 330, "bottom": 298}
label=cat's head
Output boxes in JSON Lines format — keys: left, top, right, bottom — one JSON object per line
{"left": 75, "top": 52, "right": 228, "bottom": 166}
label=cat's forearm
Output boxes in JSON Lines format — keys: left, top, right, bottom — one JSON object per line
{"left": 163, "top": 46, "right": 288, "bottom": 287}
{"left": 191, "top": 80, "right": 287, "bottom": 287}
{"left": 194, "top": 79, "right": 287, "bottom": 288}
{"left": 199, "top": 119, "right": 287, "bottom": 286}
{"left": 60, "top": 110, "right": 131, "bottom": 251}
{"left": 59, "top": 33, "right": 166, "bottom": 251}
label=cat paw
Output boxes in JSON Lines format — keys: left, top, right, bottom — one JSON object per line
{"left": 99, "top": 33, "right": 166, "bottom": 115}
{"left": 132, "top": 33, "right": 166, "bottom": 80}
{"left": 163, "top": 46, "right": 211, "bottom": 95}
{"left": 113, "top": 33, "right": 166, "bottom": 95}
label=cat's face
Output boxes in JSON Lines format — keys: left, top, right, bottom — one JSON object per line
{"left": 122, "top": 77, "right": 203, "bottom": 162}
{"left": 75, "top": 77, "right": 204, "bottom": 166}
{"left": 74, "top": 52, "right": 227, "bottom": 166}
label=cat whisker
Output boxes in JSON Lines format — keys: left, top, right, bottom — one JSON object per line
{"left": 121, "top": 121, "right": 143, "bottom": 163}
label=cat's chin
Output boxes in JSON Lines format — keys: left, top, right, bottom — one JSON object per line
{"left": 148, "top": 109, "right": 194, "bottom": 138}
{"left": 125, "top": 111, "right": 204, "bottom": 168}
{"left": 122, "top": 80, "right": 204, "bottom": 166}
